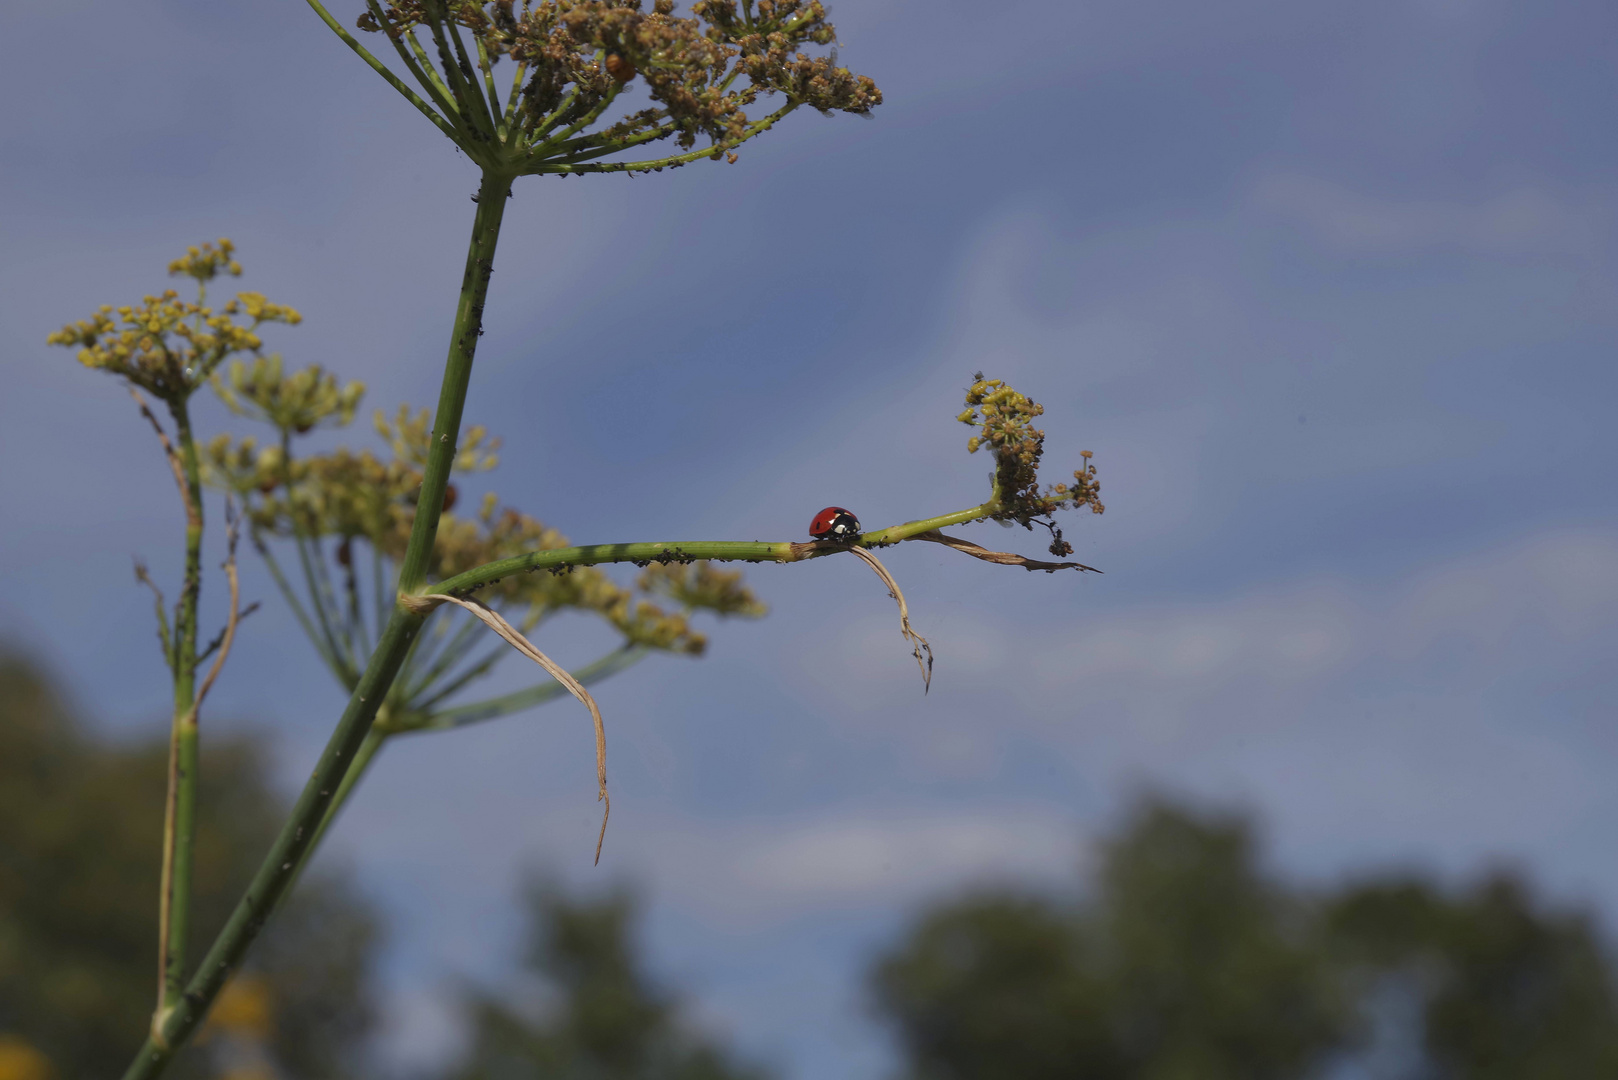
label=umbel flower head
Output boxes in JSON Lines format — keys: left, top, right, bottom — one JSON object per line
{"left": 214, "top": 355, "right": 365, "bottom": 435}
{"left": 318, "top": 0, "right": 880, "bottom": 175}
{"left": 203, "top": 394, "right": 765, "bottom": 667}
{"left": 959, "top": 376, "right": 1104, "bottom": 529}
{"left": 47, "top": 240, "right": 301, "bottom": 405}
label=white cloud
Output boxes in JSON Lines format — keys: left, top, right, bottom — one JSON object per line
{"left": 1252, "top": 173, "right": 1613, "bottom": 257}
{"left": 635, "top": 810, "right": 1084, "bottom": 922}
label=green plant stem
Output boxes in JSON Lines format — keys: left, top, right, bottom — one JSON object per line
{"left": 289, "top": 726, "right": 387, "bottom": 895}
{"left": 410, "top": 639, "right": 513, "bottom": 711}
{"left": 400, "top": 605, "right": 484, "bottom": 693}
{"left": 400, "top": 169, "right": 511, "bottom": 591}
{"left": 126, "top": 608, "right": 424, "bottom": 1078}
{"left": 429, "top": 500, "right": 1001, "bottom": 599}
{"left": 123, "top": 169, "right": 513, "bottom": 1079}
{"left": 533, "top": 103, "right": 797, "bottom": 176}
{"left": 256, "top": 534, "right": 352, "bottom": 686}
{"left": 153, "top": 397, "right": 205, "bottom": 1027}
{"left": 303, "top": 0, "right": 461, "bottom": 141}
{"left": 284, "top": 645, "right": 641, "bottom": 903}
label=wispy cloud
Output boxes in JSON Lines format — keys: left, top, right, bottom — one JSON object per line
{"left": 1253, "top": 173, "right": 1613, "bottom": 257}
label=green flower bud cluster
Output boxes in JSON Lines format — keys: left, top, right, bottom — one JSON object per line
{"left": 169, "top": 239, "right": 244, "bottom": 282}
{"left": 638, "top": 560, "right": 767, "bottom": 618}
{"left": 213, "top": 356, "right": 365, "bottom": 434}
{"left": 374, "top": 404, "right": 500, "bottom": 472}
{"left": 46, "top": 241, "right": 300, "bottom": 405}
{"left": 958, "top": 376, "right": 1105, "bottom": 525}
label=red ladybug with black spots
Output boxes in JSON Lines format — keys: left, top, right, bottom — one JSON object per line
{"left": 809, "top": 506, "right": 862, "bottom": 543}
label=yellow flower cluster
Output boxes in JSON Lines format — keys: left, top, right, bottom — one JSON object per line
{"left": 46, "top": 241, "right": 300, "bottom": 404}
{"left": 958, "top": 376, "right": 1104, "bottom": 523}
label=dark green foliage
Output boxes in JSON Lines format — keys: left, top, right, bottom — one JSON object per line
{"left": 872, "top": 800, "right": 1618, "bottom": 1080}
{"left": 450, "top": 881, "right": 767, "bottom": 1080}
{"left": 872, "top": 802, "right": 1347, "bottom": 1080}
{"left": 1329, "top": 874, "right": 1618, "bottom": 1079}
{"left": 1094, "top": 805, "right": 1347, "bottom": 1080}
{"left": 871, "top": 896, "right": 1121, "bottom": 1078}
{"left": 0, "top": 653, "right": 377, "bottom": 1080}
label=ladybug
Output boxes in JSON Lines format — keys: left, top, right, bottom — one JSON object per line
{"left": 809, "top": 506, "right": 862, "bottom": 543}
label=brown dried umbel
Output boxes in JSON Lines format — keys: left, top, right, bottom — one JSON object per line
{"left": 347, "top": 0, "right": 880, "bottom": 174}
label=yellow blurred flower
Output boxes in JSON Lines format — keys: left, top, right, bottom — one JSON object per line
{"left": 0, "top": 1036, "right": 51, "bottom": 1080}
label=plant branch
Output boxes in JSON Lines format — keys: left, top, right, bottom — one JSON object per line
{"left": 412, "top": 593, "right": 611, "bottom": 863}
{"left": 152, "top": 394, "right": 206, "bottom": 1035}
{"left": 412, "top": 646, "right": 646, "bottom": 730}
{"left": 253, "top": 532, "right": 351, "bottom": 685}
{"left": 915, "top": 530, "right": 1103, "bottom": 573}
{"left": 192, "top": 502, "right": 247, "bottom": 713}
{"left": 196, "top": 603, "right": 260, "bottom": 666}
{"left": 363, "top": 0, "right": 463, "bottom": 125}
{"left": 133, "top": 560, "right": 175, "bottom": 675}
{"left": 407, "top": 635, "right": 512, "bottom": 710}
{"left": 398, "top": 170, "right": 512, "bottom": 591}
{"left": 424, "top": 500, "right": 1002, "bottom": 599}
{"left": 129, "top": 389, "right": 193, "bottom": 522}
{"left": 125, "top": 606, "right": 425, "bottom": 1078}
{"left": 124, "top": 168, "right": 513, "bottom": 1078}
{"left": 303, "top": 0, "right": 461, "bottom": 141}
{"left": 399, "top": 606, "right": 488, "bottom": 701}
{"left": 533, "top": 102, "right": 797, "bottom": 175}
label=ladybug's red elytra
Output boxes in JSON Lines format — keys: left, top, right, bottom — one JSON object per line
{"left": 809, "top": 506, "right": 862, "bottom": 542}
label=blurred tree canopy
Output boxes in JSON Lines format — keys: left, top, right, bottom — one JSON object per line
{"left": 447, "top": 881, "right": 767, "bottom": 1080}
{"left": 872, "top": 800, "right": 1618, "bottom": 1080}
{"left": 0, "top": 652, "right": 377, "bottom": 1080}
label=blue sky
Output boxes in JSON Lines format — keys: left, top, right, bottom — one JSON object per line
{"left": 3, "top": 0, "right": 1616, "bottom": 1076}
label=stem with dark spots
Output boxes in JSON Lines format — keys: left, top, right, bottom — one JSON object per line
{"left": 153, "top": 397, "right": 204, "bottom": 1034}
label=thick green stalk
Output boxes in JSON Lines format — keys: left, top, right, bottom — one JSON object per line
{"left": 122, "top": 170, "right": 512, "bottom": 1079}
{"left": 279, "top": 726, "right": 388, "bottom": 906}
{"left": 153, "top": 398, "right": 205, "bottom": 1029}
{"left": 400, "top": 170, "right": 511, "bottom": 592}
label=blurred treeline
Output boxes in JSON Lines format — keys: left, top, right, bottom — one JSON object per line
{"left": 0, "top": 654, "right": 375, "bottom": 1080}
{"left": 872, "top": 803, "right": 1618, "bottom": 1080}
{"left": 5, "top": 649, "right": 1618, "bottom": 1080}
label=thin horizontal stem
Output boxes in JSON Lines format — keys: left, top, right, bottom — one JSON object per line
{"left": 429, "top": 501, "right": 1000, "bottom": 599}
